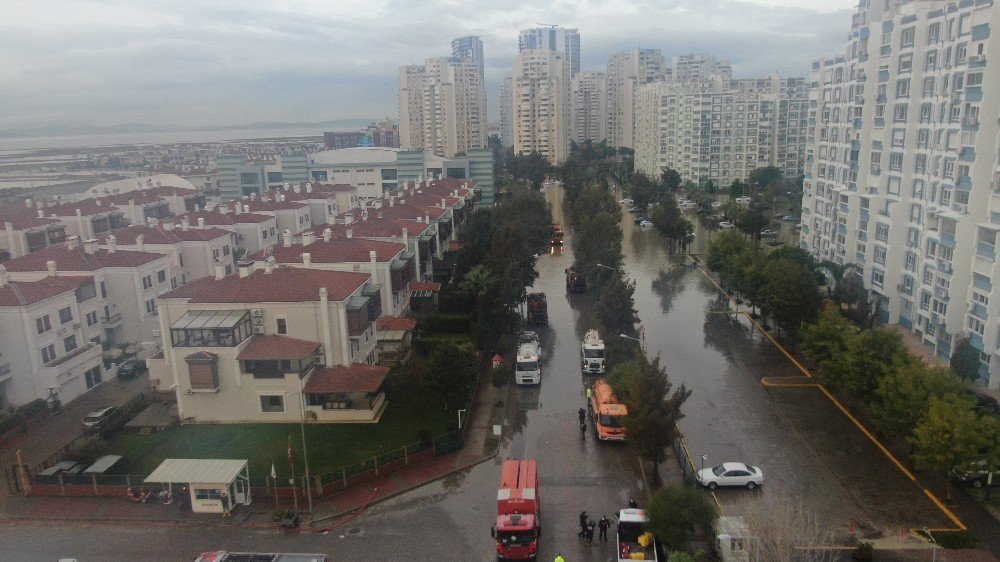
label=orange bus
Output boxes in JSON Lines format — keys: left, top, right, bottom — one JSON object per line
{"left": 589, "top": 379, "right": 627, "bottom": 441}
{"left": 549, "top": 224, "right": 565, "bottom": 245}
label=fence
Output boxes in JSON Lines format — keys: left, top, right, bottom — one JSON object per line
{"left": 672, "top": 432, "right": 699, "bottom": 487}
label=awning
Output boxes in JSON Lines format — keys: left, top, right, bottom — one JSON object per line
{"left": 237, "top": 335, "right": 319, "bottom": 361}
{"left": 145, "top": 459, "right": 248, "bottom": 485}
{"left": 83, "top": 454, "right": 123, "bottom": 474}
{"left": 304, "top": 363, "right": 389, "bottom": 394}
{"left": 170, "top": 309, "right": 248, "bottom": 330}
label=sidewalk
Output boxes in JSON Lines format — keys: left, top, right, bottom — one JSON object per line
{"left": 0, "top": 358, "right": 505, "bottom": 529}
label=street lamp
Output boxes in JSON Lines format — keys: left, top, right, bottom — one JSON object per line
{"left": 924, "top": 528, "right": 939, "bottom": 562}
{"left": 700, "top": 454, "right": 707, "bottom": 480}
{"left": 619, "top": 333, "right": 646, "bottom": 354}
{"left": 287, "top": 380, "right": 314, "bottom": 516}
{"left": 595, "top": 263, "right": 617, "bottom": 271}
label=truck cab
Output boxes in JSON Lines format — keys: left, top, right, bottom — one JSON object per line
{"left": 526, "top": 292, "right": 548, "bottom": 326}
{"left": 591, "top": 379, "right": 627, "bottom": 441}
{"left": 493, "top": 459, "right": 540, "bottom": 560}
{"left": 616, "top": 508, "right": 658, "bottom": 561}
{"left": 515, "top": 341, "right": 541, "bottom": 385}
{"left": 581, "top": 329, "right": 606, "bottom": 374}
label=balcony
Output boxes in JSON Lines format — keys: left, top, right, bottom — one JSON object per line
{"left": 940, "top": 232, "right": 956, "bottom": 248}
{"left": 956, "top": 176, "right": 972, "bottom": 190}
{"left": 977, "top": 241, "right": 997, "bottom": 261}
{"left": 102, "top": 312, "right": 124, "bottom": 328}
{"left": 962, "top": 117, "right": 979, "bottom": 131}
{"left": 958, "top": 147, "right": 976, "bottom": 162}
{"left": 937, "top": 260, "right": 954, "bottom": 274}
{"left": 967, "top": 86, "right": 983, "bottom": 102}
{"left": 971, "top": 302, "right": 988, "bottom": 320}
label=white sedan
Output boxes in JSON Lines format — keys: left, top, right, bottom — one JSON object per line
{"left": 696, "top": 462, "right": 763, "bottom": 490}
{"left": 718, "top": 221, "right": 736, "bottom": 229}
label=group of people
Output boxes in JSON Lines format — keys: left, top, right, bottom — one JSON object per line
{"left": 576, "top": 511, "right": 611, "bottom": 546}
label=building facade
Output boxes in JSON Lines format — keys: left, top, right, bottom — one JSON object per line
{"left": 571, "top": 71, "right": 608, "bottom": 144}
{"left": 398, "top": 65, "right": 427, "bottom": 150}
{"left": 800, "top": 0, "right": 1000, "bottom": 387}
{"left": 634, "top": 75, "right": 809, "bottom": 184}
{"left": 452, "top": 35, "right": 484, "bottom": 79}
{"left": 513, "top": 50, "right": 572, "bottom": 165}
{"left": 673, "top": 53, "right": 734, "bottom": 83}
{"left": 518, "top": 27, "right": 581, "bottom": 76}
{"left": 499, "top": 73, "right": 515, "bottom": 147}
{"left": 607, "top": 49, "right": 668, "bottom": 149}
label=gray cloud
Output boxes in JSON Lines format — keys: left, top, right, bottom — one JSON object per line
{"left": 0, "top": 0, "right": 854, "bottom": 130}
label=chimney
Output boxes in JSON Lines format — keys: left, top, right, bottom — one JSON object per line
{"left": 370, "top": 250, "right": 378, "bottom": 274}
{"left": 301, "top": 231, "right": 315, "bottom": 246}
{"left": 106, "top": 234, "right": 117, "bottom": 253}
{"left": 214, "top": 263, "right": 226, "bottom": 280}
{"left": 135, "top": 234, "right": 144, "bottom": 251}
{"left": 293, "top": 186, "right": 301, "bottom": 194}
{"left": 233, "top": 204, "right": 242, "bottom": 215}
{"left": 37, "top": 209, "right": 44, "bottom": 218}
{"left": 197, "top": 217, "right": 205, "bottom": 229}
{"left": 181, "top": 216, "right": 190, "bottom": 231}
{"left": 377, "top": 212, "right": 384, "bottom": 220}
{"left": 0, "top": 265, "right": 8, "bottom": 288}
{"left": 24, "top": 199, "right": 33, "bottom": 208}
{"left": 66, "top": 235, "right": 80, "bottom": 250}
{"left": 282, "top": 229, "right": 292, "bottom": 247}
{"left": 264, "top": 256, "right": 276, "bottom": 274}
{"left": 399, "top": 198, "right": 406, "bottom": 206}
{"left": 46, "top": 260, "right": 57, "bottom": 276}
{"left": 219, "top": 205, "right": 229, "bottom": 215}
{"left": 163, "top": 221, "right": 174, "bottom": 232}
{"left": 237, "top": 260, "right": 253, "bottom": 278}
{"left": 283, "top": 183, "right": 290, "bottom": 192}
{"left": 346, "top": 229, "right": 353, "bottom": 239}
{"left": 440, "top": 198, "right": 446, "bottom": 208}
{"left": 95, "top": 199, "right": 102, "bottom": 206}
{"left": 306, "top": 184, "right": 313, "bottom": 194}
{"left": 424, "top": 213, "right": 431, "bottom": 224}
{"left": 402, "top": 227, "right": 409, "bottom": 247}
{"left": 250, "top": 193, "right": 257, "bottom": 201}
{"left": 83, "top": 239, "right": 98, "bottom": 254}
{"left": 302, "top": 252, "right": 312, "bottom": 268}
{"left": 323, "top": 228, "right": 332, "bottom": 242}
{"left": 195, "top": 204, "right": 201, "bottom": 212}
{"left": 389, "top": 197, "right": 395, "bottom": 207}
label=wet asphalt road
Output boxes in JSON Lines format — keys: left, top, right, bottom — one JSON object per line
{"left": 3, "top": 185, "right": 964, "bottom": 560}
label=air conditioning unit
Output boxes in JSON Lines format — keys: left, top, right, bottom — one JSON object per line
{"left": 969, "top": 55, "right": 985, "bottom": 64}
{"left": 896, "top": 284, "right": 906, "bottom": 292}
{"left": 57, "top": 326, "right": 69, "bottom": 336}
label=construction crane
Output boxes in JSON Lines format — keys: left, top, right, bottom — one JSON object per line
{"left": 536, "top": 23, "right": 560, "bottom": 29}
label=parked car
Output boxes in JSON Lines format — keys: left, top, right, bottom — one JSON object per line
{"left": 619, "top": 198, "right": 634, "bottom": 205}
{"left": 710, "top": 201, "right": 723, "bottom": 209}
{"left": 628, "top": 207, "right": 642, "bottom": 214}
{"left": 634, "top": 215, "right": 652, "bottom": 225}
{"left": 781, "top": 215, "right": 801, "bottom": 223}
{"left": 952, "top": 459, "right": 999, "bottom": 488}
{"left": 794, "top": 223, "right": 803, "bottom": 230}
{"left": 696, "top": 462, "right": 763, "bottom": 490}
{"left": 759, "top": 229, "right": 779, "bottom": 237}
{"left": 117, "top": 358, "right": 147, "bottom": 380}
{"left": 719, "top": 221, "right": 736, "bottom": 229}
{"left": 83, "top": 405, "right": 121, "bottom": 429}
{"left": 638, "top": 220, "right": 653, "bottom": 228}
{"left": 965, "top": 389, "right": 1000, "bottom": 415}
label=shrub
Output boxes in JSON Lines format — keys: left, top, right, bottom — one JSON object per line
{"left": 422, "top": 313, "right": 473, "bottom": 334}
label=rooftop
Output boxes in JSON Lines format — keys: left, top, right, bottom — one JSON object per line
{"left": 3, "top": 245, "right": 166, "bottom": 272}
{"left": 375, "top": 316, "right": 418, "bottom": 331}
{"left": 161, "top": 267, "right": 370, "bottom": 303}
{"left": 304, "top": 363, "right": 389, "bottom": 394}
{"left": 260, "top": 238, "right": 405, "bottom": 264}
{"left": 100, "top": 225, "right": 232, "bottom": 245}
{"left": 237, "top": 335, "right": 320, "bottom": 361}
{"left": 0, "top": 275, "right": 93, "bottom": 307}
{"left": 307, "top": 218, "right": 430, "bottom": 240}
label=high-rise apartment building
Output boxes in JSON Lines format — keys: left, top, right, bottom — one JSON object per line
{"left": 800, "top": 1, "right": 999, "bottom": 387}
{"left": 607, "top": 49, "right": 668, "bottom": 149}
{"left": 673, "top": 53, "right": 734, "bottom": 83}
{"left": 634, "top": 75, "right": 808, "bottom": 184}
{"left": 513, "top": 50, "right": 571, "bottom": 165}
{"left": 518, "top": 27, "right": 581, "bottom": 76}
{"left": 499, "top": 73, "right": 515, "bottom": 147}
{"left": 571, "top": 71, "right": 607, "bottom": 143}
{"left": 397, "top": 55, "right": 487, "bottom": 158}
{"left": 452, "top": 35, "right": 484, "bottom": 80}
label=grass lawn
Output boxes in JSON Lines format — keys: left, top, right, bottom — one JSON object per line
{"left": 104, "top": 386, "right": 455, "bottom": 480}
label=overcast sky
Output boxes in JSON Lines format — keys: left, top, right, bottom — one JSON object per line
{"left": 0, "top": 0, "right": 857, "bottom": 131}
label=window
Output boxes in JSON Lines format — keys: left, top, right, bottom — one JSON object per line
{"left": 267, "top": 172, "right": 283, "bottom": 183}
{"left": 36, "top": 315, "right": 51, "bottom": 334}
{"left": 922, "top": 76, "right": 935, "bottom": 96}
{"left": 919, "top": 104, "right": 932, "bottom": 123}
{"left": 874, "top": 246, "right": 887, "bottom": 265}
{"left": 932, "top": 299, "right": 948, "bottom": 315}
{"left": 223, "top": 245, "right": 230, "bottom": 256}
{"left": 41, "top": 344, "right": 56, "bottom": 364}
{"left": 921, "top": 292, "right": 931, "bottom": 310}
{"left": 157, "top": 270, "right": 166, "bottom": 284}
{"left": 892, "top": 129, "right": 906, "bottom": 146}
{"left": 928, "top": 23, "right": 940, "bottom": 44}
{"left": 194, "top": 488, "right": 223, "bottom": 501}
{"left": 917, "top": 129, "right": 930, "bottom": 148}
{"left": 58, "top": 306, "right": 73, "bottom": 324}
{"left": 915, "top": 154, "right": 927, "bottom": 174}
{"left": 901, "top": 27, "right": 915, "bottom": 48}
{"left": 896, "top": 79, "right": 910, "bottom": 98}
{"left": 311, "top": 171, "right": 328, "bottom": 181}
{"left": 86, "top": 311, "right": 98, "bottom": 326}
{"left": 899, "top": 54, "right": 912, "bottom": 73}
{"left": 260, "top": 395, "right": 284, "bottom": 413}
{"left": 276, "top": 318, "right": 287, "bottom": 335}
{"left": 145, "top": 299, "right": 157, "bottom": 315}
{"left": 972, "top": 292, "right": 989, "bottom": 306}
{"left": 872, "top": 269, "right": 885, "bottom": 287}
{"left": 100, "top": 281, "right": 107, "bottom": 299}
{"left": 240, "top": 173, "right": 258, "bottom": 185}
{"left": 63, "top": 335, "right": 77, "bottom": 353}
{"left": 894, "top": 104, "right": 908, "bottom": 122}
{"left": 142, "top": 275, "right": 152, "bottom": 290}
{"left": 889, "top": 153, "right": 903, "bottom": 171}
{"left": 925, "top": 51, "right": 937, "bottom": 71}
{"left": 75, "top": 281, "right": 96, "bottom": 302}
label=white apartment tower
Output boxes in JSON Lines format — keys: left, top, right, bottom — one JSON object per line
{"left": 518, "top": 27, "right": 581, "bottom": 76}
{"left": 397, "top": 56, "right": 487, "bottom": 158}
{"left": 673, "top": 53, "right": 734, "bottom": 83}
{"left": 499, "top": 73, "right": 515, "bottom": 147}
{"left": 634, "top": 75, "right": 808, "bottom": 184}
{"left": 452, "top": 35, "right": 484, "bottom": 79}
{"left": 800, "top": 0, "right": 999, "bottom": 387}
{"left": 513, "top": 49, "right": 572, "bottom": 165}
{"left": 607, "top": 49, "right": 668, "bottom": 149}
{"left": 398, "top": 65, "right": 427, "bottom": 149}
{"left": 571, "top": 71, "right": 608, "bottom": 144}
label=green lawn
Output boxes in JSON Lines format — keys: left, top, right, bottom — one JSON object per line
{"left": 105, "top": 387, "right": 454, "bottom": 480}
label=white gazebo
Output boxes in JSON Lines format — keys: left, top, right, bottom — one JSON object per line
{"left": 145, "top": 458, "right": 251, "bottom": 514}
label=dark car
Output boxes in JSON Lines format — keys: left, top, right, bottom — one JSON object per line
{"left": 633, "top": 216, "right": 651, "bottom": 225}
{"left": 965, "top": 389, "right": 1000, "bottom": 415}
{"left": 952, "top": 459, "right": 999, "bottom": 488}
{"left": 83, "top": 405, "right": 121, "bottom": 430}
{"left": 117, "top": 358, "right": 147, "bottom": 380}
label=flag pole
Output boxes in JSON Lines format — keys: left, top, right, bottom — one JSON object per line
{"left": 288, "top": 436, "right": 298, "bottom": 513}
{"left": 271, "top": 461, "right": 278, "bottom": 510}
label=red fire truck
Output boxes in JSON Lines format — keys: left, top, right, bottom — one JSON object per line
{"left": 491, "top": 459, "right": 541, "bottom": 560}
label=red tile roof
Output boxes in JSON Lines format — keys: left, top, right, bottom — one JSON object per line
{"left": 296, "top": 182, "right": 357, "bottom": 193}
{"left": 184, "top": 351, "right": 217, "bottom": 361}
{"left": 234, "top": 200, "right": 308, "bottom": 213}
{"left": 307, "top": 218, "right": 430, "bottom": 240}
{"left": 3, "top": 245, "right": 166, "bottom": 272}
{"left": 303, "top": 363, "right": 389, "bottom": 394}
{"left": 179, "top": 210, "right": 274, "bottom": 225}
{"left": 375, "top": 316, "right": 417, "bottom": 331}
{"left": 259, "top": 238, "right": 405, "bottom": 264}
{"left": 0, "top": 216, "right": 63, "bottom": 230}
{"left": 410, "top": 281, "right": 441, "bottom": 292}
{"left": 37, "top": 199, "right": 122, "bottom": 217}
{"left": 100, "top": 192, "right": 170, "bottom": 206}
{"left": 360, "top": 204, "right": 447, "bottom": 221}
{"left": 161, "top": 267, "right": 370, "bottom": 303}
{"left": 237, "top": 335, "right": 319, "bottom": 360}
{"left": 0, "top": 275, "right": 93, "bottom": 306}
{"left": 100, "top": 225, "right": 231, "bottom": 245}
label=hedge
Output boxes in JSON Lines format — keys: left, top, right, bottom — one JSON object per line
{"left": 422, "top": 313, "right": 473, "bottom": 334}
{"left": 0, "top": 399, "right": 47, "bottom": 435}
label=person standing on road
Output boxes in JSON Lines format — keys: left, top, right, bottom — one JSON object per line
{"left": 577, "top": 407, "right": 586, "bottom": 424}
{"left": 578, "top": 510, "right": 588, "bottom": 537}
{"left": 586, "top": 385, "right": 593, "bottom": 401}
{"left": 598, "top": 516, "right": 610, "bottom": 541}
{"left": 585, "top": 518, "right": 596, "bottom": 546}
{"left": 554, "top": 554, "right": 565, "bottom": 562}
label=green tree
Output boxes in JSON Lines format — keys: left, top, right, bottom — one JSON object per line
{"left": 799, "top": 303, "right": 859, "bottom": 367}
{"left": 660, "top": 168, "right": 683, "bottom": 193}
{"left": 623, "top": 356, "right": 692, "bottom": 487}
{"left": 748, "top": 166, "right": 783, "bottom": 194}
{"left": 759, "top": 258, "right": 820, "bottom": 345}
{"left": 910, "top": 396, "right": 999, "bottom": 499}
{"left": 573, "top": 212, "right": 624, "bottom": 287}
{"left": 728, "top": 179, "right": 748, "bottom": 199}
{"left": 646, "top": 486, "right": 718, "bottom": 551}
{"left": 706, "top": 230, "right": 753, "bottom": 279}
{"left": 596, "top": 273, "right": 639, "bottom": 343}
{"left": 872, "top": 360, "right": 965, "bottom": 439}
{"left": 816, "top": 327, "right": 905, "bottom": 401}
{"left": 452, "top": 208, "right": 495, "bottom": 281}
{"left": 735, "top": 208, "right": 770, "bottom": 245}
{"left": 419, "top": 342, "right": 478, "bottom": 411}
{"left": 651, "top": 198, "right": 694, "bottom": 253}
{"left": 950, "top": 337, "right": 982, "bottom": 383}
{"left": 459, "top": 265, "right": 492, "bottom": 328}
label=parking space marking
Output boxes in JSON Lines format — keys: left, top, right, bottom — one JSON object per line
{"left": 678, "top": 430, "right": 724, "bottom": 516}
{"left": 695, "top": 265, "right": 966, "bottom": 532}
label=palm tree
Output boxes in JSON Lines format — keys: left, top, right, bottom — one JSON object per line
{"left": 460, "top": 265, "right": 492, "bottom": 325}
{"left": 818, "top": 261, "right": 862, "bottom": 304}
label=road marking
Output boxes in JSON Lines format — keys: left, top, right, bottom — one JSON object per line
{"left": 678, "top": 430, "right": 724, "bottom": 516}
{"left": 695, "top": 267, "right": 967, "bottom": 533}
